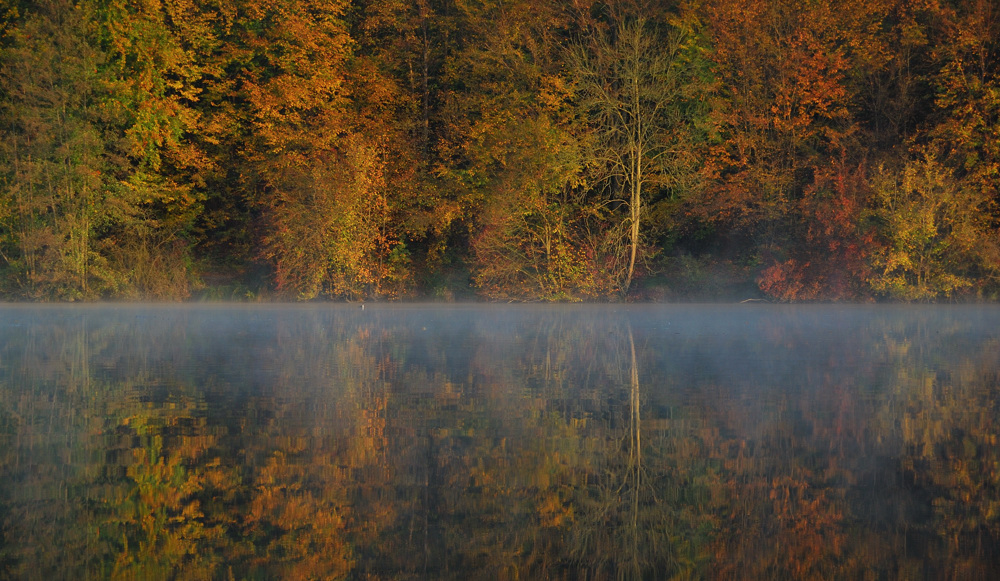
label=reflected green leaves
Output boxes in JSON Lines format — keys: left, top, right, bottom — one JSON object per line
{"left": 1, "top": 305, "right": 999, "bottom": 579}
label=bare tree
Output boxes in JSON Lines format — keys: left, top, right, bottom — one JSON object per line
{"left": 571, "top": 16, "right": 698, "bottom": 294}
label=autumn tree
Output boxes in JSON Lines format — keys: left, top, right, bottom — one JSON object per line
{"left": 347, "top": 0, "right": 470, "bottom": 295}
{"left": 0, "top": 0, "right": 207, "bottom": 300}
{"left": 89, "top": 0, "right": 210, "bottom": 298}
{"left": 696, "top": 0, "right": 885, "bottom": 300}
{"left": 923, "top": 0, "right": 1000, "bottom": 212}
{"left": 757, "top": 161, "right": 876, "bottom": 301}
{"left": 913, "top": 0, "right": 1000, "bottom": 296}
{"left": 172, "top": 0, "right": 414, "bottom": 300}
{"left": 429, "top": 0, "right": 620, "bottom": 300}
{"left": 867, "top": 155, "right": 993, "bottom": 300}
{"left": 0, "top": 0, "right": 110, "bottom": 298}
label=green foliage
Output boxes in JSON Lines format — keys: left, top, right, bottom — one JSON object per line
{"left": 0, "top": 0, "right": 109, "bottom": 298}
{"left": 0, "top": 0, "right": 201, "bottom": 299}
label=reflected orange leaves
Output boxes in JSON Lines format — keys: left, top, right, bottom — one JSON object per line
{"left": 3, "top": 308, "right": 1000, "bottom": 578}
{"left": 713, "top": 473, "right": 846, "bottom": 580}
{"left": 244, "top": 453, "right": 353, "bottom": 580}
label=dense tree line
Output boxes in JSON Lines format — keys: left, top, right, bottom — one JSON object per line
{"left": 1, "top": 0, "right": 998, "bottom": 301}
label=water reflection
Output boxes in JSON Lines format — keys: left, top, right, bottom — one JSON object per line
{"left": 1, "top": 305, "right": 999, "bottom": 579}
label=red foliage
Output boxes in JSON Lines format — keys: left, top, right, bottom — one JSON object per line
{"left": 758, "top": 162, "right": 879, "bottom": 301}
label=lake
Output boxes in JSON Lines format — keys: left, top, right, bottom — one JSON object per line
{"left": 1, "top": 304, "right": 999, "bottom": 579}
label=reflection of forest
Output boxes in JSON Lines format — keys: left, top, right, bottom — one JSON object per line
{"left": 1, "top": 306, "right": 999, "bottom": 579}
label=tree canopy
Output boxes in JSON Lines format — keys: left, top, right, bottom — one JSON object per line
{"left": 1, "top": 0, "right": 998, "bottom": 301}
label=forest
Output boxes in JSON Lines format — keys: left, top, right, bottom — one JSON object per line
{"left": 1, "top": 0, "right": 998, "bottom": 302}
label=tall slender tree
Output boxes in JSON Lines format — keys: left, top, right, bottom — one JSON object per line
{"left": 570, "top": 14, "right": 705, "bottom": 293}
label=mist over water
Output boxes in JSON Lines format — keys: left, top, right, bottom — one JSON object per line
{"left": 1, "top": 304, "right": 999, "bottom": 579}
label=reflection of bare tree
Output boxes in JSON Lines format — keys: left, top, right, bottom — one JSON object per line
{"left": 626, "top": 324, "right": 642, "bottom": 578}
{"left": 571, "top": 322, "right": 668, "bottom": 580}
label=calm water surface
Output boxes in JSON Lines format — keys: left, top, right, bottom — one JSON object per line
{"left": 1, "top": 304, "right": 999, "bottom": 579}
